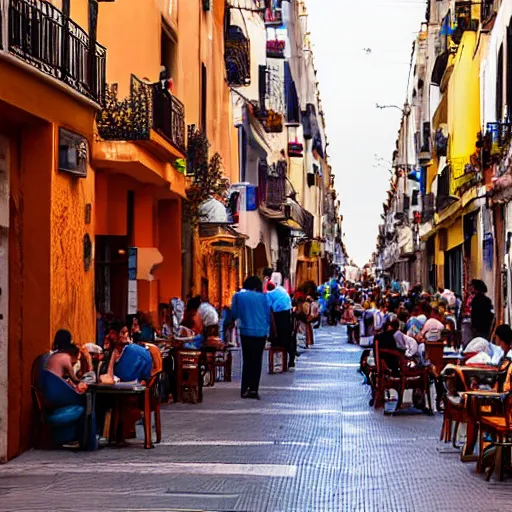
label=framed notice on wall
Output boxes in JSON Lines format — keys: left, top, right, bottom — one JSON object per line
{"left": 128, "top": 247, "right": 137, "bottom": 314}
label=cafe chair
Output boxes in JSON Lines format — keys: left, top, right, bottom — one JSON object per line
{"left": 440, "top": 371, "right": 468, "bottom": 448}
{"left": 176, "top": 350, "right": 203, "bottom": 403}
{"left": 215, "top": 349, "right": 233, "bottom": 382}
{"left": 374, "top": 339, "right": 432, "bottom": 414}
{"left": 200, "top": 348, "right": 216, "bottom": 387}
{"left": 31, "top": 355, "right": 96, "bottom": 450}
{"left": 269, "top": 346, "right": 288, "bottom": 374}
{"left": 478, "top": 392, "right": 512, "bottom": 481}
{"left": 139, "top": 370, "right": 163, "bottom": 447}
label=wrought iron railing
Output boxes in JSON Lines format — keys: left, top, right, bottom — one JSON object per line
{"left": 225, "top": 26, "right": 250, "bottom": 87}
{"left": 266, "top": 39, "right": 285, "bottom": 58}
{"left": 264, "top": 7, "right": 282, "bottom": 25}
{"left": 4, "top": 0, "right": 106, "bottom": 104}
{"left": 97, "top": 75, "right": 186, "bottom": 153}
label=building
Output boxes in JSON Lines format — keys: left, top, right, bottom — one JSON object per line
{"left": 376, "top": 1, "right": 493, "bottom": 305}
{"left": 228, "top": 0, "right": 343, "bottom": 290}
{"left": 0, "top": 0, "right": 107, "bottom": 461}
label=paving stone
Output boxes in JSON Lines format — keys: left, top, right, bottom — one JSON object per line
{"left": 0, "top": 327, "right": 511, "bottom": 511}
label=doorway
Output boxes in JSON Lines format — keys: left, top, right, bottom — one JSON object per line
{"left": 95, "top": 235, "right": 129, "bottom": 322}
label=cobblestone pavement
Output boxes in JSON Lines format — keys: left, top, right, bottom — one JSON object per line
{"left": 1, "top": 327, "right": 512, "bottom": 512}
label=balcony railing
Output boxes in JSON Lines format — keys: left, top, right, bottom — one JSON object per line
{"left": 3, "top": 0, "right": 106, "bottom": 104}
{"left": 266, "top": 39, "right": 285, "bottom": 58}
{"left": 225, "top": 26, "right": 250, "bottom": 87}
{"left": 97, "top": 75, "right": 186, "bottom": 153}
{"left": 264, "top": 8, "right": 282, "bottom": 25}
{"left": 258, "top": 160, "right": 287, "bottom": 209}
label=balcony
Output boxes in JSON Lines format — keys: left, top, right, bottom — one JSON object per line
{"left": 264, "top": 7, "right": 282, "bottom": 26}
{"left": 225, "top": 26, "right": 250, "bottom": 87}
{"left": 2, "top": 0, "right": 106, "bottom": 104}
{"left": 486, "top": 122, "right": 512, "bottom": 157}
{"left": 97, "top": 75, "right": 186, "bottom": 154}
{"left": 266, "top": 39, "right": 285, "bottom": 59}
{"left": 258, "top": 160, "right": 314, "bottom": 238}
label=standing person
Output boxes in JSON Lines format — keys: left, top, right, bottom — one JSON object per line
{"left": 231, "top": 276, "right": 270, "bottom": 399}
{"left": 267, "top": 272, "right": 295, "bottom": 367}
{"left": 470, "top": 279, "right": 495, "bottom": 340}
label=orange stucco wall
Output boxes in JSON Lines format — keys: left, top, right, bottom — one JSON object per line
{"left": 156, "top": 199, "right": 183, "bottom": 301}
{"left": 7, "top": 123, "right": 52, "bottom": 460}
{"left": 50, "top": 123, "right": 96, "bottom": 346}
{"left": 98, "top": 0, "right": 162, "bottom": 96}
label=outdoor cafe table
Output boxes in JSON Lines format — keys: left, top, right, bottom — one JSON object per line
{"left": 460, "top": 389, "right": 507, "bottom": 462}
{"left": 87, "top": 382, "right": 153, "bottom": 449}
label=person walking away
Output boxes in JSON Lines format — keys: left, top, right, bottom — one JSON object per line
{"left": 470, "top": 279, "right": 494, "bottom": 340}
{"left": 231, "top": 276, "right": 270, "bottom": 399}
{"left": 267, "top": 272, "right": 295, "bottom": 367}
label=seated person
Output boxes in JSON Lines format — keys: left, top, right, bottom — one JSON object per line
{"left": 45, "top": 343, "right": 87, "bottom": 393}
{"left": 495, "top": 324, "right": 512, "bottom": 359}
{"left": 420, "top": 306, "right": 445, "bottom": 341}
{"left": 181, "top": 296, "right": 204, "bottom": 335}
{"left": 394, "top": 329, "right": 419, "bottom": 359}
{"left": 375, "top": 317, "right": 401, "bottom": 376}
{"left": 101, "top": 325, "right": 152, "bottom": 384}
{"left": 52, "top": 328, "right": 74, "bottom": 352}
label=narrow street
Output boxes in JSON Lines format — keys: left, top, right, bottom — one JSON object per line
{"left": 0, "top": 327, "right": 510, "bottom": 512}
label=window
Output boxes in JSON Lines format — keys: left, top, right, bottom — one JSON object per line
{"left": 161, "top": 24, "right": 178, "bottom": 86}
{"left": 497, "top": 43, "right": 504, "bottom": 121}
{"left": 258, "top": 65, "right": 267, "bottom": 109}
{"left": 201, "top": 63, "right": 207, "bottom": 135}
{"left": 284, "top": 62, "right": 299, "bottom": 123}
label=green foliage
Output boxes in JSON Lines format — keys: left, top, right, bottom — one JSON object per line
{"left": 185, "top": 128, "right": 229, "bottom": 226}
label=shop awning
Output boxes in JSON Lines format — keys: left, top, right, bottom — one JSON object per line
{"left": 431, "top": 51, "right": 450, "bottom": 86}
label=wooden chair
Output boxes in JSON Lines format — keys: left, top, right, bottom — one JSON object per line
{"left": 176, "top": 350, "right": 202, "bottom": 403}
{"left": 215, "top": 350, "right": 232, "bottom": 382}
{"left": 478, "top": 392, "right": 512, "bottom": 481}
{"left": 269, "top": 346, "right": 288, "bottom": 374}
{"left": 374, "top": 339, "right": 432, "bottom": 413}
{"left": 200, "top": 348, "right": 216, "bottom": 387}
{"left": 440, "top": 369, "right": 468, "bottom": 448}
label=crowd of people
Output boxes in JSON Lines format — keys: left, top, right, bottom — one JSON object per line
{"left": 315, "top": 275, "right": 512, "bottom": 411}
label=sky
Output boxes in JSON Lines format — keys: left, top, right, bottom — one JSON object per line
{"left": 306, "top": 0, "right": 427, "bottom": 266}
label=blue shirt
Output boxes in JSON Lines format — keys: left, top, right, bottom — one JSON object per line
{"left": 231, "top": 290, "right": 270, "bottom": 338}
{"left": 267, "top": 286, "right": 292, "bottom": 313}
{"left": 115, "top": 344, "right": 152, "bottom": 382}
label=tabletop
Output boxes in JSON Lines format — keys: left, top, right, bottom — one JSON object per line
{"left": 87, "top": 383, "right": 146, "bottom": 394}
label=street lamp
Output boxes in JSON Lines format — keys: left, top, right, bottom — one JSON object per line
{"left": 376, "top": 103, "right": 411, "bottom": 116}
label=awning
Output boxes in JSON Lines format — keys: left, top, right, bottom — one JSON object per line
{"left": 259, "top": 198, "right": 314, "bottom": 239}
{"left": 431, "top": 51, "right": 450, "bottom": 86}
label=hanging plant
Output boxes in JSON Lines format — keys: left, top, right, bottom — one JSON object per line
{"left": 185, "top": 128, "right": 229, "bottom": 226}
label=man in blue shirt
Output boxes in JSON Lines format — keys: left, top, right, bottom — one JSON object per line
{"left": 267, "top": 272, "right": 294, "bottom": 367}
{"left": 231, "top": 276, "right": 271, "bottom": 399}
